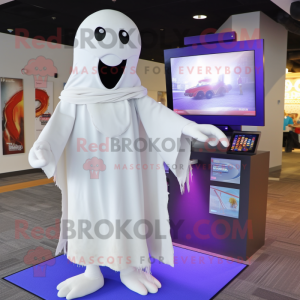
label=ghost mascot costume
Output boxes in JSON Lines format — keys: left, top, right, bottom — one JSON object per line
{"left": 29, "top": 9, "right": 228, "bottom": 299}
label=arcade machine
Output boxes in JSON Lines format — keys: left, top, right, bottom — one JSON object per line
{"left": 164, "top": 32, "right": 269, "bottom": 261}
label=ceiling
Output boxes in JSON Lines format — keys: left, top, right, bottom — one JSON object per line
{"left": 0, "top": 0, "right": 298, "bottom": 63}
{"left": 270, "top": 0, "right": 296, "bottom": 14}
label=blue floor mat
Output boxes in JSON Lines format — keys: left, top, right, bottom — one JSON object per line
{"left": 4, "top": 246, "right": 247, "bottom": 300}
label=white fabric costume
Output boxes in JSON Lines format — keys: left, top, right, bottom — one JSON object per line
{"left": 31, "top": 10, "right": 193, "bottom": 272}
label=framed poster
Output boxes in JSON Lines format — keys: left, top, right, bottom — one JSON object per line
{"left": 35, "top": 81, "right": 53, "bottom": 140}
{"left": 157, "top": 91, "right": 167, "bottom": 106}
{"left": 210, "top": 158, "right": 241, "bottom": 184}
{"left": 209, "top": 185, "right": 240, "bottom": 219}
{"left": 284, "top": 78, "right": 300, "bottom": 122}
{"left": 0, "top": 77, "right": 25, "bottom": 155}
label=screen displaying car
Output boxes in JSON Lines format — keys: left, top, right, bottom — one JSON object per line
{"left": 184, "top": 79, "right": 232, "bottom": 99}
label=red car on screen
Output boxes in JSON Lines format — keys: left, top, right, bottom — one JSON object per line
{"left": 184, "top": 79, "right": 232, "bottom": 99}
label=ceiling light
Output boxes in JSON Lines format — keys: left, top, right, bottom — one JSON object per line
{"left": 193, "top": 15, "right": 207, "bottom": 19}
{"left": 152, "top": 59, "right": 154, "bottom": 60}
{"left": 7, "top": 29, "right": 13, "bottom": 33}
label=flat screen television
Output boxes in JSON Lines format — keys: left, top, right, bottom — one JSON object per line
{"left": 164, "top": 39, "right": 264, "bottom": 126}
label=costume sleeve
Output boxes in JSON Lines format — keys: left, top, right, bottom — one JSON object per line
{"left": 135, "top": 95, "right": 194, "bottom": 192}
{"left": 32, "top": 101, "right": 76, "bottom": 178}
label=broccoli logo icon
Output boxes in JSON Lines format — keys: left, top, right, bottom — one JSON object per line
{"left": 23, "top": 246, "right": 55, "bottom": 277}
{"left": 22, "top": 56, "right": 57, "bottom": 88}
{"left": 83, "top": 157, "right": 106, "bottom": 179}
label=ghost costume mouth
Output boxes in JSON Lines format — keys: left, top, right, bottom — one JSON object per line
{"left": 98, "top": 59, "right": 127, "bottom": 89}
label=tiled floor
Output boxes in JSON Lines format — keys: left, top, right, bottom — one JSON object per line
{"left": 0, "top": 152, "right": 300, "bottom": 299}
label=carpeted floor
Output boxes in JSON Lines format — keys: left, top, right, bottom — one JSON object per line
{"left": 0, "top": 152, "right": 300, "bottom": 300}
{"left": 216, "top": 151, "right": 300, "bottom": 300}
{"left": 0, "top": 181, "right": 61, "bottom": 300}
{"left": 0, "top": 170, "right": 46, "bottom": 187}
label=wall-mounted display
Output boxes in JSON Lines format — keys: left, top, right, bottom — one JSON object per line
{"left": 209, "top": 185, "right": 240, "bottom": 219}
{"left": 210, "top": 158, "right": 241, "bottom": 184}
{"left": 170, "top": 51, "right": 255, "bottom": 116}
{"left": 164, "top": 39, "right": 265, "bottom": 126}
{"left": 35, "top": 82, "right": 53, "bottom": 140}
{"left": 0, "top": 77, "right": 25, "bottom": 155}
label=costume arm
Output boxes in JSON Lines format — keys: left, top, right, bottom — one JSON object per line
{"left": 30, "top": 101, "right": 76, "bottom": 178}
{"left": 134, "top": 96, "right": 194, "bottom": 192}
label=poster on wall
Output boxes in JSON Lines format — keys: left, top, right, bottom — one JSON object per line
{"left": 285, "top": 78, "right": 300, "bottom": 124}
{"left": 35, "top": 81, "right": 53, "bottom": 140}
{"left": 157, "top": 91, "right": 167, "bottom": 106}
{"left": 0, "top": 77, "right": 25, "bottom": 155}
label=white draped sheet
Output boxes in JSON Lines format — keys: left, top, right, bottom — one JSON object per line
{"left": 35, "top": 96, "right": 192, "bottom": 271}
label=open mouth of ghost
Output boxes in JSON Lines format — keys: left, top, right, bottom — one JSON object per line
{"left": 98, "top": 59, "right": 127, "bottom": 89}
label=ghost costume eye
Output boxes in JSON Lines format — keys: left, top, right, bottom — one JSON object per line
{"left": 94, "top": 27, "right": 106, "bottom": 41}
{"left": 119, "top": 30, "right": 129, "bottom": 44}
